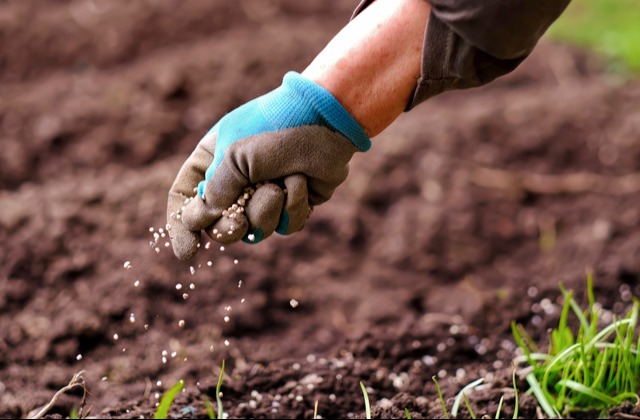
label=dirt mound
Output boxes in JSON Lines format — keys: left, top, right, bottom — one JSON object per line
{"left": 1, "top": 1, "right": 640, "bottom": 418}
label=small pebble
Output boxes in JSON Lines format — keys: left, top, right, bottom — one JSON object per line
{"left": 124, "top": 261, "right": 132, "bottom": 269}
{"left": 178, "top": 320, "right": 185, "bottom": 328}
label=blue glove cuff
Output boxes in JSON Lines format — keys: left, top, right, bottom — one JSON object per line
{"left": 259, "top": 72, "right": 371, "bottom": 152}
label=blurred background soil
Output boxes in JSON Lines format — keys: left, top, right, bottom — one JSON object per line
{"left": 1, "top": 0, "right": 639, "bottom": 418}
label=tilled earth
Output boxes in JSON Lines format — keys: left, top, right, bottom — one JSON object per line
{"left": 1, "top": 1, "right": 640, "bottom": 418}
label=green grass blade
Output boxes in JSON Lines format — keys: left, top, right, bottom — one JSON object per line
{"left": 558, "top": 380, "right": 618, "bottom": 406}
{"left": 432, "top": 376, "right": 450, "bottom": 419}
{"left": 463, "top": 392, "right": 476, "bottom": 419}
{"left": 404, "top": 408, "right": 412, "bottom": 419}
{"left": 154, "top": 380, "right": 184, "bottom": 419}
{"left": 526, "top": 372, "right": 560, "bottom": 418}
{"left": 451, "top": 378, "right": 484, "bottom": 417}
{"left": 560, "top": 284, "right": 591, "bottom": 340}
{"left": 360, "top": 381, "right": 371, "bottom": 420}
{"left": 215, "top": 360, "right": 225, "bottom": 420}
{"left": 495, "top": 395, "right": 504, "bottom": 419}
{"left": 512, "top": 369, "right": 519, "bottom": 419}
{"left": 204, "top": 397, "right": 216, "bottom": 419}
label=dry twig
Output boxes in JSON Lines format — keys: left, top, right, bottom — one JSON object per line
{"left": 27, "top": 370, "right": 87, "bottom": 419}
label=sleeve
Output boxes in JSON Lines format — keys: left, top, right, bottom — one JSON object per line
{"left": 352, "top": 0, "right": 571, "bottom": 110}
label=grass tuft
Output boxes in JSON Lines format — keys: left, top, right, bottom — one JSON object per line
{"left": 513, "top": 274, "right": 640, "bottom": 416}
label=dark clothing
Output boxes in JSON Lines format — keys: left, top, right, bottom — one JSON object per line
{"left": 352, "top": 0, "right": 571, "bottom": 109}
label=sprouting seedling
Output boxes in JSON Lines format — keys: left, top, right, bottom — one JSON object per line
{"left": 154, "top": 379, "right": 184, "bottom": 419}
{"left": 451, "top": 378, "right": 483, "bottom": 418}
{"left": 404, "top": 407, "right": 412, "bottom": 419}
{"left": 512, "top": 367, "right": 519, "bottom": 419}
{"left": 513, "top": 273, "right": 640, "bottom": 416}
{"left": 313, "top": 400, "right": 319, "bottom": 419}
{"left": 205, "top": 360, "right": 226, "bottom": 419}
{"left": 432, "top": 376, "right": 450, "bottom": 419}
{"left": 360, "top": 381, "right": 371, "bottom": 420}
{"left": 435, "top": 375, "right": 520, "bottom": 419}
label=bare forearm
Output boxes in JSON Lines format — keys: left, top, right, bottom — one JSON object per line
{"left": 302, "top": 0, "right": 430, "bottom": 138}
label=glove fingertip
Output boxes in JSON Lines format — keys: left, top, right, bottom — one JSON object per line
{"left": 275, "top": 210, "right": 290, "bottom": 235}
{"left": 170, "top": 232, "right": 201, "bottom": 262}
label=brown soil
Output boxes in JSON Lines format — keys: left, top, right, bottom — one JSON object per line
{"left": 2, "top": 1, "right": 640, "bottom": 418}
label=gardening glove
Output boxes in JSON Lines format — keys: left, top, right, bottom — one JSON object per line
{"left": 167, "top": 71, "right": 371, "bottom": 261}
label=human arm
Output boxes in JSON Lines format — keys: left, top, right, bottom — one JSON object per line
{"left": 167, "top": 0, "right": 571, "bottom": 261}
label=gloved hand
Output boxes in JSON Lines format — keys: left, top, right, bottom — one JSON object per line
{"left": 167, "top": 72, "right": 371, "bottom": 261}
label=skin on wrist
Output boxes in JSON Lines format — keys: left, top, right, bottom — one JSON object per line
{"left": 302, "top": 0, "right": 430, "bottom": 138}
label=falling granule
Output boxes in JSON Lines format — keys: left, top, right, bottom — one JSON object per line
{"left": 241, "top": 298, "right": 246, "bottom": 303}
{"left": 247, "top": 234, "right": 255, "bottom": 242}
{"left": 157, "top": 380, "right": 162, "bottom": 387}
{"left": 133, "top": 280, "right": 140, "bottom": 287}
{"left": 182, "top": 293, "right": 189, "bottom": 300}
{"left": 224, "top": 316, "right": 230, "bottom": 323}
{"left": 122, "top": 348, "right": 126, "bottom": 352}
{"left": 209, "top": 345, "right": 214, "bottom": 352}
{"left": 290, "top": 299, "right": 299, "bottom": 308}
{"left": 149, "top": 227, "right": 155, "bottom": 232}
{"left": 178, "top": 320, "right": 185, "bottom": 328}
{"left": 183, "top": 357, "right": 188, "bottom": 362}
{"left": 164, "top": 242, "right": 170, "bottom": 247}
{"left": 76, "top": 354, "right": 83, "bottom": 361}
{"left": 205, "top": 242, "right": 211, "bottom": 249}
{"left": 123, "top": 261, "right": 132, "bottom": 269}
{"left": 225, "top": 306, "right": 232, "bottom": 311}
{"left": 154, "top": 247, "right": 160, "bottom": 254}
{"left": 190, "top": 266, "right": 196, "bottom": 275}
{"left": 144, "top": 324, "right": 149, "bottom": 330}
{"left": 189, "top": 283, "right": 195, "bottom": 290}
{"left": 220, "top": 246, "right": 225, "bottom": 252}
{"left": 162, "top": 357, "right": 167, "bottom": 364}
{"left": 101, "top": 376, "right": 108, "bottom": 381}
{"left": 171, "top": 351, "right": 177, "bottom": 358}
{"left": 175, "top": 283, "right": 183, "bottom": 290}
{"left": 155, "top": 392, "right": 160, "bottom": 399}
{"left": 233, "top": 259, "right": 239, "bottom": 265}
{"left": 238, "top": 280, "right": 243, "bottom": 288}
{"left": 113, "top": 333, "right": 119, "bottom": 341}
{"left": 224, "top": 340, "right": 230, "bottom": 346}
{"left": 129, "top": 313, "right": 135, "bottom": 323}
{"left": 207, "top": 261, "right": 213, "bottom": 267}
